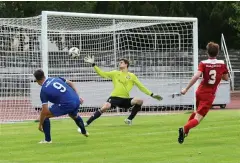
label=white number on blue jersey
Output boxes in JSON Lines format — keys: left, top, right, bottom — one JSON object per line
{"left": 53, "top": 82, "right": 66, "bottom": 92}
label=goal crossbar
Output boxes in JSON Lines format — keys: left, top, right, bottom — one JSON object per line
{"left": 42, "top": 11, "right": 198, "bottom": 22}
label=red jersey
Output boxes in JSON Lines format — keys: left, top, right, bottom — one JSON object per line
{"left": 197, "top": 59, "right": 228, "bottom": 95}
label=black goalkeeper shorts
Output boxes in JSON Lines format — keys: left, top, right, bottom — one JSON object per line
{"left": 106, "top": 96, "right": 133, "bottom": 109}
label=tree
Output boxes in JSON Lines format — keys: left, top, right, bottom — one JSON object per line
{"left": 0, "top": 1, "right": 239, "bottom": 49}
{"left": 0, "top": 1, "right": 97, "bottom": 17}
{"left": 229, "top": 2, "right": 240, "bottom": 33}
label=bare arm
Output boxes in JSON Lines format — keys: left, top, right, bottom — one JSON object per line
{"left": 66, "top": 80, "right": 84, "bottom": 104}
{"left": 181, "top": 71, "right": 202, "bottom": 94}
{"left": 66, "top": 80, "right": 78, "bottom": 93}
{"left": 222, "top": 64, "right": 229, "bottom": 81}
{"left": 222, "top": 73, "right": 229, "bottom": 81}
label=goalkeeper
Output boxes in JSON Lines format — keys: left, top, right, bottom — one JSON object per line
{"left": 84, "top": 56, "right": 163, "bottom": 126}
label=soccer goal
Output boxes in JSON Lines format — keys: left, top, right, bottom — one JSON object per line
{"left": 0, "top": 11, "right": 199, "bottom": 122}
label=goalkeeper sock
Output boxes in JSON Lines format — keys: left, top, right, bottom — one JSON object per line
{"left": 86, "top": 110, "right": 102, "bottom": 125}
{"left": 127, "top": 104, "right": 141, "bottom": 120}
{"left": 188, "top": 112, "right": 196, "bottom": 121}
{"left": 184, "top": 119, "right": 199, "bottom": 134}
{"left": 43, "top": 118, "right": 51, "bottom": 142}
{"left": 74, "top": 116, "right": 87, "bottom": 134}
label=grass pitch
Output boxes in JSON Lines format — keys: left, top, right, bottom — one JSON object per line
{"left": 0, "top": 110, "right": 239, "bottom": 163}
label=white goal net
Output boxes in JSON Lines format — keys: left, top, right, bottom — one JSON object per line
{"left": 0, "top": 11, "right": 198, "bottom": 122}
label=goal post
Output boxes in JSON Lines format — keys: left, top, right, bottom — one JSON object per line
{"left": 0, "top": 11, "right": 198, "bottom": 122}
{"left": 193, "top": 20, "right": 198, "bottom": 113}
{"left": 41, "top": 11, "right": 49, "bottom": 78}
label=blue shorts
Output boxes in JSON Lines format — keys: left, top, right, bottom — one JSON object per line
{"left": 49, "top": 100, "right": 80, "bottom": 117}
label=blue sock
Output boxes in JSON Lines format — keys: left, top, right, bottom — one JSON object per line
{"left": 43, "top": 118, "right": 51, "bottom": 142}
{"left": 74, "top": 116, "right": 86, "bottom": 134}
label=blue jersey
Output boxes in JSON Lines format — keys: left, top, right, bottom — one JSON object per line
{"left": 40, "top": 77, "right": 79, "bottom": 105}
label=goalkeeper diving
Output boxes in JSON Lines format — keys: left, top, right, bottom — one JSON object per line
{"left": 84, "top": 56, "right": 163, "bottom": 126}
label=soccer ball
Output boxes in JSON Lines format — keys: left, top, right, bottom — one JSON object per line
{"left": 69, "top": 47, "right": 80, "bottom": 58}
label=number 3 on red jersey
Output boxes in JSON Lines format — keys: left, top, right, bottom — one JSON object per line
{"left": 208, "top": 70, "right": 216, "bottom": 84}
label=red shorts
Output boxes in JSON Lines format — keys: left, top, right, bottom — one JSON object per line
{"left": 196, "top": 92, "right": 215, "bottom": 117}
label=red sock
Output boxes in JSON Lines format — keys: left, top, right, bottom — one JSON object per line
{"left": 188, "top": 112, "right": 196, "bottom": 121}
{"left": 184, "top": 119, "right": 199, "bottom": 134}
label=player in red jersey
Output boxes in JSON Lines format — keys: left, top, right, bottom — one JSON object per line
{"left": 178, "top": 42, "right": 229, "bottom": 144}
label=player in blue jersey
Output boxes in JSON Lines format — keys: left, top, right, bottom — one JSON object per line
{"left": 33, "top": 69, "right": 88, "bottom": 143}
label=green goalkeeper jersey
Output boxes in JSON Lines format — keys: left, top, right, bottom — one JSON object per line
{"left": 94, "top": 65, "right": 152, "bottom": 98}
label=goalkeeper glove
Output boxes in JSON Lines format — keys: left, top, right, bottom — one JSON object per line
{"left": 84, "top": 55, "right": 95, "bottom": 66}
{"left": 151, "top": 93, "right": 163, "bottom": 101}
